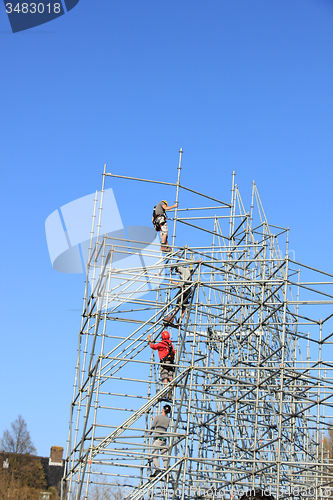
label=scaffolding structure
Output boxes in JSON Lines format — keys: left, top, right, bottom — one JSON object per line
{"left": 62, "top": 152, "right": 333, "bottom": 500}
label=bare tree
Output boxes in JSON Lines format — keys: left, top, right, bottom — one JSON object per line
{"left": 89, "top": 484, "right": 128, "bottom": 500}
{"left": 0, "top": 415, "right": 37, "bottom": 454}
{"left": 324, "top": 423, "right": 333, "bottom": 461}
{"left": 87, "top": 474, "right": 128, "bottom": 500}
{"left": 322, "top": 423, "right": 333, "bottom": 492}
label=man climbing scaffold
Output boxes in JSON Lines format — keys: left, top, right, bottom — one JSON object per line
{"left": 147, "top": 331, "right": 175, "bottom": 401}
{"left": 149, "top": 404, "right": 171, "bottom": 478}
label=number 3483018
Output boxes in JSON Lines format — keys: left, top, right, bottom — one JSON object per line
{"left": 5, "top": 3, "right": 61, "bottom": 14}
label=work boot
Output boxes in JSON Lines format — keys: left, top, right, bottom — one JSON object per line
{"left": 163, "top": 315, "right": 174, "bottom": 324}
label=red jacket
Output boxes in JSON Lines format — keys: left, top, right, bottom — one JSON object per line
{"left": 150, "top": 340, "right": 175, "bottom": 360}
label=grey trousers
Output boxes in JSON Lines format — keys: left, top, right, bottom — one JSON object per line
{"left": 152, "top": 438, "right": 168, "bottom": 469}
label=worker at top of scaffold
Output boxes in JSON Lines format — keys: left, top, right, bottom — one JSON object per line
{"left": 152, "top": 200, "right": 178, "bottom": 253}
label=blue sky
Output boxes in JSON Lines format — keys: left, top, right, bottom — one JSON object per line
{"left": 0, "top": 0, "right": 332, "bottom": 457}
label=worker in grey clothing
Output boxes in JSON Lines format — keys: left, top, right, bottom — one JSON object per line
{"left": 165, "top": 265, "right": 193, "bottom": 324}
{"left": 150, "top": 405, "right": 171, "bottom": 477}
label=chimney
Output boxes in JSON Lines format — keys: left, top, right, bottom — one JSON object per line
{"left": 49, "top": 446, "right": 63, "bottom": 465}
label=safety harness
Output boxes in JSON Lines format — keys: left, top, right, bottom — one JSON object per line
{"left": 152, "top": 206, "right": 167, "bottom": 232}
{"left": 160, "top": 340, "right": 175, "bottom": 371}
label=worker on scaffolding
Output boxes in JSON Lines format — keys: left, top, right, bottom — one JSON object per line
{"left": 147, "top": 331, "right": 175, "bottom": 401}
{"left": 152, "top": 200, "right": 178, "bottom": 252}
{"left": 149, "top": 404, "right": 171, "bottom": 477}
{"left": 164, "top": 265, "right": 193, "bottom": 325}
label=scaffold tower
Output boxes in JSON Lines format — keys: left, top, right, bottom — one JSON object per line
{"left": 62, "top": 152, "right": 333, "bottom": 500}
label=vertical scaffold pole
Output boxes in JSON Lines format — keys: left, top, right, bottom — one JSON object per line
{"left": 172, "top": 148, "right": 182, "bottom": 249}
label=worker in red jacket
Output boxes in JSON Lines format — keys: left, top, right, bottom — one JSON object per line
{"left": 147, "top": 331, "right": 175, "bottom": 400}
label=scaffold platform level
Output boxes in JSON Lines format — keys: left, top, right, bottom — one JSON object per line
{"left": 61, "top": 154, "right": 333, "bottom": 500}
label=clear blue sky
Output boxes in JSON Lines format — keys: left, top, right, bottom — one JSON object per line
{"left": 0, "top": 0, "right": 332, "bottom": 457}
